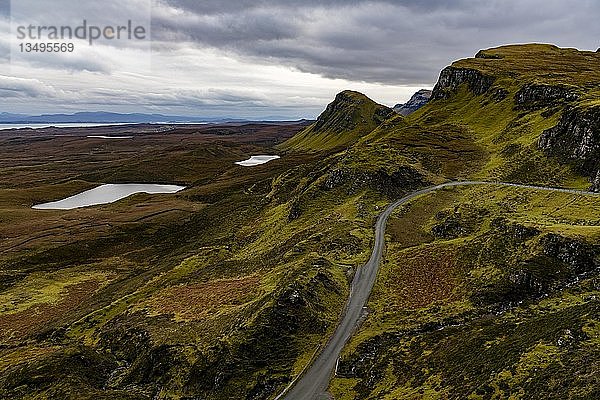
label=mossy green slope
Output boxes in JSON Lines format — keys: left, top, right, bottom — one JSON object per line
{"left": 280, "top": 90, "right": 395, "bottom": 152}
{"left": 454, "top": 44, "right": 600, "bottom": 87}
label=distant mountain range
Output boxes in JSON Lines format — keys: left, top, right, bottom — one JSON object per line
{"left": 392, "top": 89, "right": 432, "bottom": 115}
{"left": 0, "top": 112, "right": 293, "bottom": 124}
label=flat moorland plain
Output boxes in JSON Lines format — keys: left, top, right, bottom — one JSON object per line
{"left": 0, "top": 124, "right": 299, "bottom": 253}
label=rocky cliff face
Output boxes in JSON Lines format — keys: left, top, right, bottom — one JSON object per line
{"left": 515, "top": 84, "right": 580, "bottom": 108}
{"left": 322, "top": 165, "right": 425, "bottom": 197}
{"left": 541, "top": 233, "right": 599, "bottom": 274}
{"left": 593, "top": 170, "right": 600, "bottom": 190}
{"left": 431, "top": 67, "right": 495, "bottom": 100}
{"left": 538, "top": 105, "right": 600, "bottom": 190}
{"left": 393, "top": 89, "right": 432, "bottom": 116}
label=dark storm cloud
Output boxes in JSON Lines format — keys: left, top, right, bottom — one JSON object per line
{"left": 153, "top": 0, "right": 600, "bottom": 85}
{"left": 4, "top": 0, "right": 600, "bottom": 116}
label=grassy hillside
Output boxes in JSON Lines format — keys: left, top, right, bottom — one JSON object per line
{"left": 0, "top": 125, "right": 413, "bottom": 399}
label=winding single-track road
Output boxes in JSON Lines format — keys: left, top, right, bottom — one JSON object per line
{"left": 282, "top": 181, "right": 598, "bottom": 400}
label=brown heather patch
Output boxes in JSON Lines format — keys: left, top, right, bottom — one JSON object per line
{"left": 146, "top": 275, "right": 261, "bottom": 321}
{"left": 0, "top": 280, "right": 101, "bottom": 344}
{"left": 383, "top": 245, "right": 460, "bottom": 309}
{"left": 0, "top": 345, "right": 60, "bottom": 373}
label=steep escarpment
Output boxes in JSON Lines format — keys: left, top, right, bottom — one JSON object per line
{"left": 515, "top": 84, "right": 581, "bottom": 108}
{"left": 431, "top": 66, "right": 495, "bottom": 100}
{"left": 280, "top": 90, "right": 395, "bottom": 151}
{"left": 410, "top": 44, "right": 600, "bottom": 187}
{"left": 284, "top": 45, "right": 600, "bottom": 188}
{"left": 539, "top": 104, "right": 600, "bottom": 190}
{"left": 453, "top": 44, "right": 600, "bottom": 87}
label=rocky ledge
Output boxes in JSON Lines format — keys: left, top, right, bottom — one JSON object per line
{"left": 538, "top": 105, "right": 600, "bottom": 190}
{"left": 431, "top": 66, "right": 495, "bottom": 100}
{"left": 515, "top": 83, "right": 580, "bottom": 108}
{"left": 322, "top": 165, "right": 426, "bottom": 197}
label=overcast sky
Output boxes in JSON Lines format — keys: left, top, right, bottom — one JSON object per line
{"left": 1, "top": 0, "right": 599, "bottom": 119}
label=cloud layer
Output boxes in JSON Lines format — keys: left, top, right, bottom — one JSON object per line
{"left": 154, "top": 0, "right": 600, "bottom": 85}
{"left": 1, "top": 0, "right": 599, "bottom": 117}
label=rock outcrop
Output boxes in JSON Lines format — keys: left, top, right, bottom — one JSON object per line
{"left": 515, "top": 83, "right": 580, "bottom": 108}
{"left": 538, "top": 105, "right": 600, "bottom": 190}
{"left": 474, "top": 49, "right": 503, "bottom": 59}
{"left": 431, "top": 67, "right": 495, "bottom": 100}
{"left": 393, "top": 89, "right": 432, "bottom": 116}
{"left": 322, "top": 165, "right": 425, "bottom": 197}
{"left": 593, "top": 170, "right": 600, "bottom": 191}
{"left": 541, "top": 233, "right": 598, "bottom": 274}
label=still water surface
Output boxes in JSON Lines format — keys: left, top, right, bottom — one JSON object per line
{"left": 235, "top": 155, "right": 280, "bottom": 166}
{"left": 33, "top": 184, "right": 186, "bottom": 210}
